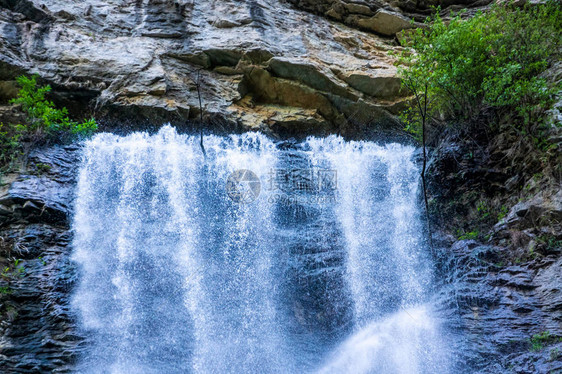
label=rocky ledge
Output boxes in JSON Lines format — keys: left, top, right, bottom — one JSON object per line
{"left": 435, "top": 238, "right": 562, "bottom": 373}
{"left": 287, "top": 0, "right": 494, "bottom": 31}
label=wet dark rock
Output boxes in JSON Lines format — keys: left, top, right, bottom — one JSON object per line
{"left": 535, "top": 257, "right": 562, "bottom": 322}
{"left": 1, "top": 176, "right": 72, "bottom": 225}
{"left": 499, "top": 190, "right": 562, "bottom": 232}
{"left": 0, "top": 145, "right": 79, "bottom": 226}
{"left": 434, "top": 239, "right": 562, "bottom": 373}
{"left": 427, "top": 117, "right": 562, "bottom": 372}
{"left": 274, "top": 150, "right": 353, "bottom": 333}
{"left": 0, "top": 145, "right": 81, "bottom": 373}
{"left": 0, "top": 223, "right": 81, "bottom": 373}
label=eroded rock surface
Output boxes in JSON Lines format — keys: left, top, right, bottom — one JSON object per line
{"left": 435, "top": 238, "right": 562, "bottom": 374}
{"left": 0, "top": 145, "right": 81, "bottom": 373}
{"left": 0, "top": 0, "right": 416, "bottom": 137}
{"left": 287, "top": 0, "right": 494, "bottom": 28}
{"left": 426, "top": 120, "right": 562, "bottom": 373}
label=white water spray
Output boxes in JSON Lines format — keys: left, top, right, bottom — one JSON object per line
{"left": 72, "top": 126, "right": 449, "bottom": 373}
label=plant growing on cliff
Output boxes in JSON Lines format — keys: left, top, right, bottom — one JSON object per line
{"left": 1, "top": 259, "right": 25, "bottom": 279}
{"left": 529, "top": 331, "right": 561, "bottom": 351}
{"left": 456, "top": 229, "right": 479, "bottom": 241}
{"left": 0, "top": 123, "right": 23, "bottom": 170}
{"left": 497, "top": 205, "right": 509, "bottom": 222}
{"left": 0, "top": 286, "right": 11, "bottom": 295}
{"left": 0, "top": 75, "right": 97, "bottom": 172}
{"left": 397, "top": 1, "right": 562, "bottom": 139}
{"left": 10, "top": 75, "right": 97, "bottom": 137}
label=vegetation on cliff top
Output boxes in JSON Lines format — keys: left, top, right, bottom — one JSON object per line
{"left": 396, "top": 1, "right": 562, "bottom": 246}
{"left": 398, "top": 1, "right": 562, "bottom": 140}
{"left": 0, "top": 75, "right": 97, "bottom": 172}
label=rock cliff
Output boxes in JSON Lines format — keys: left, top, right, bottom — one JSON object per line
{"left": 0, "top": 0, "right": 422, "bottom": 137}
{"left": 0, "top": 1, "right": 560, "bottom": 373}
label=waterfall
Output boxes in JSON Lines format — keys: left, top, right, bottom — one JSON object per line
{"left": 306, "top": 137, "right": 448, "bottom": 374}
{"left": 72, "top": 126, "right": 450, "bottom": 373}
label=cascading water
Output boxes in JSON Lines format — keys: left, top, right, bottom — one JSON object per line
{"left": 308, "top": 139, "right": 449, "bottom": 373}
{"left": 72, "top": 125, "right": 451, "bottom": 373}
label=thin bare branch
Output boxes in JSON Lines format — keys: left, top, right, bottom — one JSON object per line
{"left": 196, "top": 70, "right": 207, "bottom": 158}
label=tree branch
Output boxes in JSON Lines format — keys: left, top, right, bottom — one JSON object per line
{"left": 420, "top": 82, "right": 434, "bottom": 255}
{"left": 407, "top": 77, "right": 434, "bottom": 256}
{"left": 196, "top": 70, "right": 207, "bottom": 158}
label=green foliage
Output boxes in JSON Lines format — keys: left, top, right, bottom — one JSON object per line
{"left": 476, "top": 200, "right": 507, "bottom": 227}
{"left": 0, "top": 258, "right": 26, "bottom": 300}
{"left": 0, "top": 286, "right": 11, "bottom": 295}
{"left": 530, "top": 331, "right": 550, "bottom": 351}
{"left": 537, "top": 234, "right": 562, "bottom": 252}
{"left": 0, "top": 286, "right": 12, "bottom": 295}
{"left": 34, "top": 163, "right": 51, "bottom": 174}
{"left": 1, "top": 258, "right": 25, "bottom": 279}
{"left": 457, "top": 229, "right": 479, "bottom": 240}
{"left": 0, "top": 123, "right": 23, "bottom": 170}
{"left": 29, "top": 162, "right": 53, "bottom": 176}
{"left": 493, "top": 261, "right": 504, "bottom": 268}
{"left": 10, "top": 75, "right": 97, "bottom": 136}
{"left": 529, "top": 331, "right": 561, "bottom": 352}
{"left": 397, "top": 1, "right": 562, "bottom": 139}
{"left": 476, "top": 201, "right": 491, "bottom": 220}
{"left": 71, "top": 118, "right": 97, "bottom": 135}
{"left": 0, "top": 75, "right": 97, "bottom": 171}
{"left": 497, "top": 205, "right": 509, "bottom": 221}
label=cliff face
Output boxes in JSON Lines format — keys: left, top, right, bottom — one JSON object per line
{"left": 0, "top": 146, "right": 80, "bottom": 372}
{"left": 0, "top": 0, "right": 422, "bottom": 137}
{"left": 426, "top": 98, "right": 562, "bottom": 372}
{"left": 287, "top": 0, "right": 493, "bottom": 27}
{"left": 0, "top": 1, "right": 561, "bottom": 373}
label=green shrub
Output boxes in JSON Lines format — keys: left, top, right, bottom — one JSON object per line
{"left": 476, "top": 201, "right": 491, "bottom": 220}
{"left": 537, "top": 234, "right": 562, "bottom": 252}
{"left": 497, "top": 205, "right": 509, "bottom": 221}
{"left": 0, "top": 123, "right": 23, "bottom": 171}
{"left": 529, "top": 331, "right": 561, "bottom": 351}
{"left": 0, "top": 75, "right": 97, "bottom": 172}
{"left": 0, "top": 286, "right": 11, "bottom": 295}
{"left": 398, "top": 1, "right": 562, "bottom": 139}
{"left": 1, "top": 258, "right": 25, "bottom": 279}
{"left": 10, "top": 75, "right": 97, "bottom": 136}
{"left": 457, "top": 229, "right": 479, "bottom": 240}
